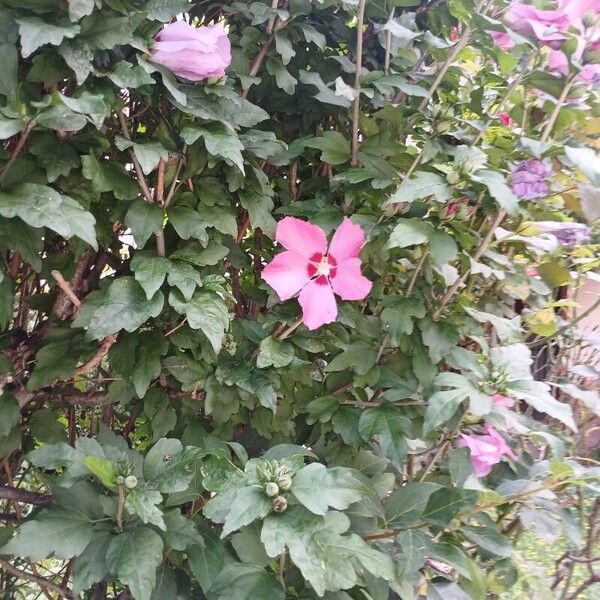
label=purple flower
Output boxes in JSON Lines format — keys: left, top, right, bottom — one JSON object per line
{"left": 150, "top": 22, "right": 231, "bottom": 81}
{"left": 510, "top": 159, "right": 553, "bottom": 200}
{"left": 535, "top": 221, "right": 592, "bottom": 246}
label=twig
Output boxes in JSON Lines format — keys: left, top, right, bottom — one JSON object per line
{"left": 0, "top": 560, "right": 74, "bottom": 599}
{"left": 0, "top": 486, "right": 51, "bottom": 506}
{"left": 50, "top": 270, "right": 81, "bottom": 309}
{"left": 406, "top": 251, "right": 428, "bottom": 297}
{"left": 384, "top": 8, "right": 395, "bottom": 75}
{"left": 0, "top": 120, "right": 36, "bottom": 185}
{"left": 165, "top": 317, "right": 187, "bottom": 337}
{"left": 540, "top": 76, "right": 575, "bottom": 143}
{"left": 75, "top": 333, "right": 118, "bottom": 375}
{"left": 351, "top": 0, "right": 367, "bottom": 166}
{"left": 278, "top": 317, "right": 303, "bottom": 340}
{"left": 432, "top": 209, "right": 507, "bottom": 320}
{"left": 164, "top": 144, "right": 187, "bottom": 209}
{"left": 116, "top": 484, "right": 125, "bottom": 532}
{"left": 117, "top": 111, "right": 166, "bottom": 256}
{"left": 419, "top": 439, "right": 450, "bottom": 481}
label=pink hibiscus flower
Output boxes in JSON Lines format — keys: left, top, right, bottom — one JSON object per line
{"left": 498, "top": 112, "right": 512, "bottom": 125}
{"left": 457, "top": 423, "right": 518, "bottom": 477}
{"left": 261, "top": 217, "right": 372, "bottom": 330}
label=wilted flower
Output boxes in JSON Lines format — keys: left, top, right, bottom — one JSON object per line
{"left": 261, "top": 217, "right": 372, "bottom": 330}
{"left": 534, "top": 221, "right": 592, "bottom": 246}
{"left": 510, "top": 159, "right": 553, "bottom": 200}
{"left": 150, "top": 22, "right": 231, "bottom": 81}
{"left": 457, "top": 424, "right": 517, "bottom": 477}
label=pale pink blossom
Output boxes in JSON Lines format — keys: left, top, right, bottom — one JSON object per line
{"left": 261, "top": 217, "right": 372, "bottom": 330}
{"left": 504, "top": 2, "right": 570, "bottom": 45}
{"left": 558, "top": 0, "right": 600, "bottom": 21}
{"left": 491, "top": 393, "right": 514, "bottom": 408}
{"left": 489, "top": 30, "right": 516, "bottom": 49}
{"left": 457, "top": 424, "right": 517, "bottom": 477}
{"left": 150, "top": 22, "right": 231, "bottom": 81}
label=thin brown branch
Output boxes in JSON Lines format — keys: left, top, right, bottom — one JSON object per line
{"left": 0, "top": 120, "right": 36, "bottom": 184}
{"left": 0, "top": 486, "right": 52, "bottom": 506}
{"left": 75, "top": 333, "right": 118, "bottom": 375}
{"left": 0, "top": 559, "right": 73, "bottom": 599}
{"left": 51, "top": 270, "right": 81, "bottom": 309}
{"left": 351, "top": 0, "right": 367, "bottom": 166}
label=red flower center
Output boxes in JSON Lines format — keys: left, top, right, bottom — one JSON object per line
{"left": 307, "top": 253, "right": 337, "bottom": 284}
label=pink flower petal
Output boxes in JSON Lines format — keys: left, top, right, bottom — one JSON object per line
{"left": 330, "top": 258, "right": 372, "bottom": 301}
{"left": 298, "top": 278, "right": 337, "bottom": 330}
{"left": 276, "top": 217, "right": 327, "bottom": 259}
{"left": 328, "top": 217, "right": 366, "bottom": 262}
{"left": 491, "top": 393, "right": 513, "bottom": 408}
{"left": 261, "top": 251, "right": 311, "bottom": 301}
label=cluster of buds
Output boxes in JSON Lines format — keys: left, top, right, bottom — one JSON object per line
{"left": 256, "top": 460, "right": 294, "bottom": 513}
{"left": 439, "top": 197, "right": 476, "bottom": 221}
{"left": 477, "top": 368, "right": 510, "bottom": 395}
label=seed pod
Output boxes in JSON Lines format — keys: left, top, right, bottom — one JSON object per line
{"left": 272, "top": 496, "right": 288, "bottom": 513}
{"left": 124, "top": 475, "right": 138, "bottom": 489}
{"left": 265, "top": 482, "right": 280, "bottom": 497}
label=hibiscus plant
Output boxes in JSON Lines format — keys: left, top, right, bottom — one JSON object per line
{"left": 0, "top": 0, "right": 599, "bottom": 599}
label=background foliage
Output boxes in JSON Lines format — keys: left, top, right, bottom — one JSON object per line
{"left": 0, "top": 0, "right": 599, "bottom": 599}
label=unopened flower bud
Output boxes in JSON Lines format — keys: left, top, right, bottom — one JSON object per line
{"left": 278, "top": 474, "right": 293, "bottom": 491}
{"left": 436, "top": 120, "right": 452, "bottom": 134}
{"left": 116, "top": 476, "right": 125, "bottom": 485}
{"left": 272, "top": 496, "right": 288, "bottom": 513}
{"left": 446, "top": 171, "right": 460, "bottom": 185}
{"left": 265, "top": 482, "right": 280, "bottom": 497}
{"left": 124, "top": 475, "right": 138, "bottom": 489}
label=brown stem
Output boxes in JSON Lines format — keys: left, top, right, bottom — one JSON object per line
{"left": 0, "top": 559, "right": 73, "bottom": 599}
{"left": 0, "top": 486, "right": 51, "bottom": 506}
{"left": 51, "top": 270, "right": 81, "bottom": 309}
{"left": 351, "top": 0, "right": 367, "bottom": 166}
{"left": 0, "top": 120, "right": 36, "bottom": 185}
{"left": 432, "top": 209, "right": 507, "bottom": 320}
{"left": 75, "top": 333, "right": 118, "bottom": 375}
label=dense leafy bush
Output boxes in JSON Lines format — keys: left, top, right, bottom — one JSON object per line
{"left": 0, "top": 0, "right": 599, "bottom": 598}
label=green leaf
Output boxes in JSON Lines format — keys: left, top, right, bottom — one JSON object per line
{"left": 275, "top": 31, "right": 295, "bottom": 65}
{"left": 163, "top": 510, "right": 203, "bottom": 551}
{"left": 423, "top": 389, "right": 466, "bottom": 434}
{"left": 180, "top": 292, "right": 230, "bottom": 354}
{"left": 85, "top": 13, "right": 136, "bottom": 50}
{"left": 187, "top": 531, "right": 225, "bottom": 593}
{"left": 2, "top": 507, "right": 93, "bottom": 561}
{"left": 106, "top": 528, "right": 164, "bottom": 600}
{"left": 68, "top": 0, "right": 95, "bottom": 21}
{"left": 167, "top": 261, "right": 202, "bottom": 300}
{"left": 145, "top": 0, "right": 191, "bottom": 21}
{"left": 131, "top": 253, "right": 170, "bottom": 300}
{"left": 27, "top": 336, "right": 86, "bottom": 390}
{"left": 209, "top": 561, "right": 284, "bottom": 600}
{"left": 115, "top": 137, "right": 170, "bottom": 175}
{"left": 0, "top": 184, "right": 97, "bottom": 249}
{"left": 73, "top": 277, "right": 164, "bottom": 340}
{"left": 143, "top": 439, "right": 201, "bottom": 493}
{"left": 537, "top": 262, "right": 571, "bottom": 288}
{"left": 0, "top": 393, "right": 19, "bottom": 437}
{"left": 29, "top": 133, "right": 80, "bottom": 183}
{"left": 386, "top": 171, "right": 452, "bottom": 205}
{"left": 81, "top": 154, "right": 140, "bottom": 200}
{"left": 472, "top": 170, "right": 520, "bottom": 215}
{"left": 170, "top": 240, "right": 228, "bottom": 266}
{"left": 37, "top": 105, "right": 87, "bottom": 131}
{"left": 16, "top": 17, "right": 80, "bottom": 58}
{"left": 358, "top": 407, "right": 410, "bottom": 468}
{"left": 462, "top": 525, "right": 514, "bottom": 557}
{"left": 0, "top": 115, "right": 23, "bottom": 139}
{"left": 83, "top": 456, "right": 117, "bottom": 488}
{"left": 109, "top": 60, "right": 156, "bottom": 88}
{"left": 220, "top": 486, "right": 272, "bottom": 537}
{"left": 125, "top": 200, "right": 164, "bottom": 248}
{"left": 326, "top": 342, "right": 377, "bottom": 375}
{"left": 125, "top": 489, "right": 166, "bottom": 531}
{"left": 72, "top": 530, "right": 112, "bottom": 594}
{"left": 292, "top": 463, "right": 368, "bottom": 515}
{"left": 304, "top": 131, "right": 351, "bottom": 165}
{"left": 59, "top": 39, "right": 94, "bottom": 85}
{"left": 256, "top": 336, "right": 294, "bottom": 369}
{"left": 387, "top": 218, "right": 434, "bottom": 249}
{"left": 182, "top": 124, "right": 244, "bottom": 173}
{"left": 385, "top": 482, "right": 441, "bottom": 528}
{"left": 429, "top": 230, "right": 458, "bottom": 265}
{"left": 0, "top": 218, "right": 42, "bottom": 272}
{"left": 0, "top": 275, "right": 13, "bottom": 331}
{"left": 60, "top": 91, "right": 110, "bottom": 129}
{"left": 422, "top": 488, "right": 477, "bottom": 525}
{"left": 261, "top": 507, "right": 393, "bottom": 596}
